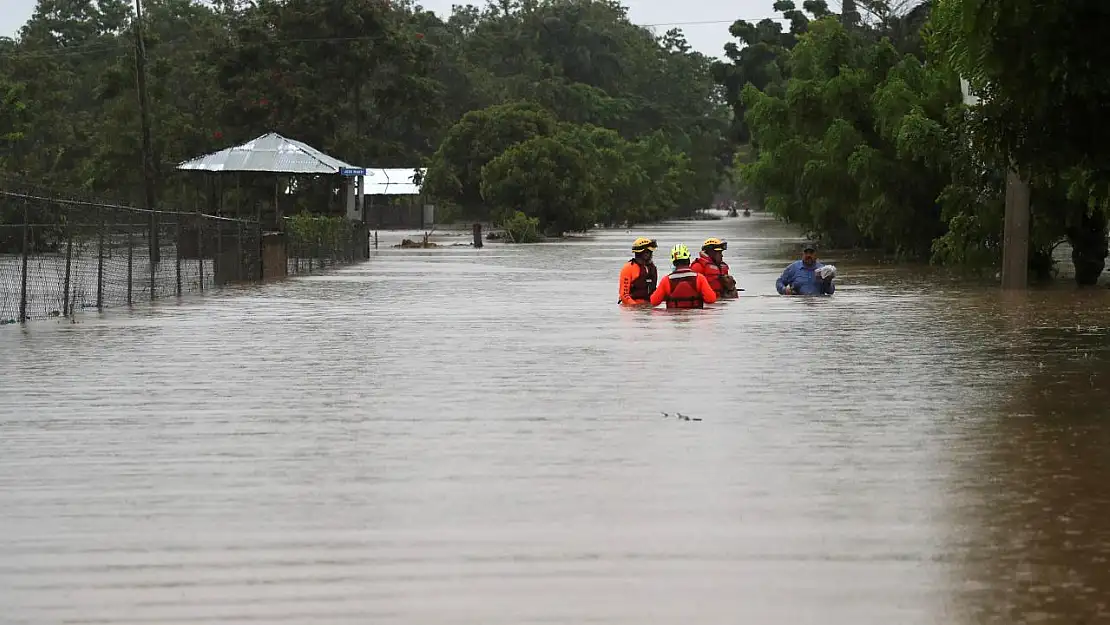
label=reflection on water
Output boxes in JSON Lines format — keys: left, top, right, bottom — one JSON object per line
{"left": 945, "top": 300, "right": 1110, "bottom": 625}
{"left": 2, "top": 214, "right": 1110, "bottom": 624}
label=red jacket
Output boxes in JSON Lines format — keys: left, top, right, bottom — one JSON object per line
{"left": 690, "top": 253, "right": 730, "bottom": 294}
{"left": 651, "top": 268, "right": 718, "bottom": 308}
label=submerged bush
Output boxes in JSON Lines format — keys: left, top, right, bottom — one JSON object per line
{"left": 500, "top": 210, "right": 541, "bottom": 243}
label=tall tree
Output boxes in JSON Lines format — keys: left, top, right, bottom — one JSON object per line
{"left": 929, "top": 0, "right": 1110, "bottom": 283}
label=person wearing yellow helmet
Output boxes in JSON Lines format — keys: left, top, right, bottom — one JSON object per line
{"left": 618, "top": 237, "right": 658, "bottom": 306}
{"left": 650, "top": 244, "right": 718, "bottom": 309}
{"left": 690, "top": 237, "right": 739, "bottom": 298}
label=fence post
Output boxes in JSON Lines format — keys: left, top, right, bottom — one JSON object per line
{"left": 127, "top": 224, "right": 133, "bottom": 306}
{"left": 197, "top": 215, "right": 204, "bottom": 292}
{"left": 96, "top": 207, "right": 104, "bottom": 310}
{"left": 257, "top": 222, "right": 263, "bottom": 281}
{"left": 63, "top": 228, "right": 73, "bottom": 317}
{"left": 237, "top": 221, "right": 243, "bottom": 282}
{"left": 19, "top": 204, "right": 29, "bottom": 323}
{"left": 216, "top": 219, "right": 223, "bottom": 285}
{"left": 149, "top": 215, "right": 156, "bottom": 301}
{"left": 175, "top": 219, "right": 182, "bottom": 296}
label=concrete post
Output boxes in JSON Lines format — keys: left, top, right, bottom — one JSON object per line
{"left": 1001, "top": 170, "right": 1031, "bottom": 289}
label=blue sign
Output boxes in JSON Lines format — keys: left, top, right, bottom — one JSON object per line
{"left": 340, "top": 167, "right": 366, "bottom": 176}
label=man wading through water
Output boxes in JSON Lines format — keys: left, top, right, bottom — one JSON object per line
{"left": 776, "top": 242, "right": 836, "bottom": 296}
{"left": 618, "top": 238, "right": 658, "bottom": 306}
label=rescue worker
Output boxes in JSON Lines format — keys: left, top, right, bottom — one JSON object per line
{"left": 618, "top": 237, "right": 658, "bottom": 306}
{"left": 651, "top": 244, "right": 718, "bottom": 309}
{"left": 776, "top": 242, "right": 835, "bottom": 296}
{"left": 691, "top": 238, "right": 739, "bottom": 298}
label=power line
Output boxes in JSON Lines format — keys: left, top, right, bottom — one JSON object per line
{"left": 642, "top": 17, "right": 786, "bottom": 28}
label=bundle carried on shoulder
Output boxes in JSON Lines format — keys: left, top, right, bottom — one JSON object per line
{"left": 718, "top": 274, "right": 740, "bottom": 298}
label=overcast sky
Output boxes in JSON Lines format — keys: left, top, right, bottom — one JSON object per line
{"left": 1, "top": 0, "right": 785, "bottom": 58}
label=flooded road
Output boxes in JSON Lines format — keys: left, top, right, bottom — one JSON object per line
{"left": 3, "top": 213, "right": 1110, "bottom": 624}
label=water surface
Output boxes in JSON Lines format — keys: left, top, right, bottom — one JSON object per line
{"left": 3, "top": 213, "right": 1110, "bottom": 624}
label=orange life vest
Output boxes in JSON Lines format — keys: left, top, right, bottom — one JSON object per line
{"left": 665, "top": 268, "right": 703, "bottom": 309}
{"left": 628, "top": 260, "right": 657, "bottom": 301}
{"left": 691, "top": 254, "right": 730, "bottom": 295}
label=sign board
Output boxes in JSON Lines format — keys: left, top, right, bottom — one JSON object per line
{"left": 340, "top": 167, "right": 366, "bottom": 176}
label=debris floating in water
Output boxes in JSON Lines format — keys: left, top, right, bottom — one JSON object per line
{"left": 661, "top": 411, "right": 701, "bottom": 422}
{"left": 394, "top": 238, "right": 439, "bottom": 248}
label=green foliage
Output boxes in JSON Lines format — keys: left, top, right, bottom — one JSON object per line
{"left": 285, "top": 211, "right": 348, "bottom": 256}
{"left": 928, "top": 0, "right": 1110, "bottom": 191}
{"left": 723, "top": 0, "right": 1110, "bottom": 280}
{"left": 0, "top": 79, "right": 26, "bottom": 146}
{"left": 424, "top": 0, "right": 730, "bottom": 223}
{"left": 440, "top": 108, "right": 695, "bottom": 235}
{"left": 922, "top": 0, "right": 1110, "bottom": 281}
{"left": 738, "top": 15, "right": 961, "bottom": 258}
{"left": 500, "top": 210, "right": 541, "bottom": 243}
{"left": 479, "top": 133, "right": 599, "bottom": 236}
{"left": 1, "top": 0, "right": 730, "bottom": 235}
{"left": 423, "top": 102, "right": 558, "bottom": 216}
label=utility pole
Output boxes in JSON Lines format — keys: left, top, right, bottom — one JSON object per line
{"left": 840, "top": 0, "right": 860, "bottom": 27}
{"left": 1001, "top": 170, "right": 1030, "bottom": 289}
{"left": 134, "top": 0, "right": 159, "bottom": 265}
{"left": 961, "top": 77, "right": 1029, "bottom": 289}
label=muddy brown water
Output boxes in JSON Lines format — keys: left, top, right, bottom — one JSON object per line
{"left": 3, "top": 213, "right": 1110, "bottom": 624}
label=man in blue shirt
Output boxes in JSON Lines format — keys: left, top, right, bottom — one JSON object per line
{"left": 776, "top": 243, "right": 835, "bottom": 295}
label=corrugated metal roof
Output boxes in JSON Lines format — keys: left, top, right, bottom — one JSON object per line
{"left": 176, "top": 132, "right": 356, "bottom": 174}
{"left": 363, "top": 168, "right": 426, "bottom": 196}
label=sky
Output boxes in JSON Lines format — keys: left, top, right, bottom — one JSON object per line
{"left": 0, "top": 0, "right": 785, "bottom": 59}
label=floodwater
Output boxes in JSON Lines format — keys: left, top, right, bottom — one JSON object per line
{"left": 3, "top": 213, "right": 1110, "bottom": 624}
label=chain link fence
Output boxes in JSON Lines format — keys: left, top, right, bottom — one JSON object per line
{"left": 1, "top": 189, "right": 369, "bottom": 324}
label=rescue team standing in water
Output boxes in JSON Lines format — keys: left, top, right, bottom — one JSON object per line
{"left": 618, "top": 237, "right": 836, "bottom": 307}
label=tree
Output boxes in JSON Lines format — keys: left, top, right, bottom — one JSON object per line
{"left": 480, "top": 133, "right": 601, "bottom": 236}
{"left": 0, "top": 77, "right": 26, "bottom": 165}
{"left": 740, "top": 16, "right": 961, "bottom": 257}
{"left": 929, "top": 0, "right": 1110, "bottom": 284}
{"left": 2, "top": 0, "right": 730, "bottom": 233}
{"left": 209, "top": 0, "right": 442, "bottom": 165}
{"left": 550, "top": 123, "right": 690, "bottom": 227}
{"left": 88, "top": 0, "right": 227, "bottom": 198}
{"left": 440, "top": 0, "right": 731, "bottom": 215}
{"left": 712, "top": 1, "right": 823, "bottom": 146}
{"left": 423, "top": 102, "right": 558, "bottom": 218}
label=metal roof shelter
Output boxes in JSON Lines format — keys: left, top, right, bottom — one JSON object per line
{"left": 362, "top": 168, "right": 426, "bottom": 196}
{"left": 176, "top": 132, "right": 358, "bottom": 174}
{"left": 174, "top": 133, "right": 364, "bottom": 227}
